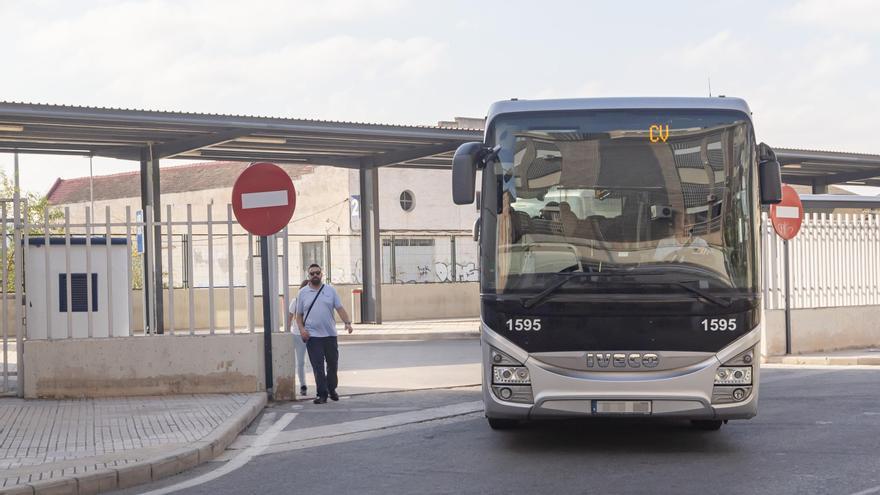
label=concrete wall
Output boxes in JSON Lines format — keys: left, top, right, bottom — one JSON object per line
{"left": 22, "top": 332, "right": 295, "bottom": 399}
{"left": 380, "top": 283, "right": 480, "bottom": 321}
{"left": 764, "top": 306, "right": 880, "bottom": 355}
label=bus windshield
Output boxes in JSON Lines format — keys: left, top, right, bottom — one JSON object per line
{"left": 481, "top": 109, "right": 758, "bottom": 297}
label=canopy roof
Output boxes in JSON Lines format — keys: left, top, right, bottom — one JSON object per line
{"left": 2, "top": 101, "right": 879, "bottom": 186}
{"left": 0, "top": 101, "right": 482, "bottom": 169}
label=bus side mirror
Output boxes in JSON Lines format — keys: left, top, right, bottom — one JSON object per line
{"left": 758, "top": 142, "right": 783, "bottom": 205}
{"left": 453, "top": 142, "right": 484, "bottom": 205}
{"left": 759, "top": 159, "right": 782, "bottom": 205}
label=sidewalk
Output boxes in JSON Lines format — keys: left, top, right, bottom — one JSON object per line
{"left": 764, "top": 347, "right": 880, "bottom": 366}
{"left": 0, "top": 393, "right": 265, "bottom": 495}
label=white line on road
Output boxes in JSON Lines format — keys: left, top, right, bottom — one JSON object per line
{"left": 252, "top": 411, "right": 278, "bottom": 435}
{"left": 760, "top": 369, "right": 837, "bottom": 384}
{"left": 261, "top": 412, "right": 482, "bottom": 455}
{"left": 850, "top": 483, "right": 880, "bottom": 495}
{"left": 138, "top": 412, "right": 298, "bottom": 495}
{"left": 260, "top": 400, "right": 483, "bottom": 456}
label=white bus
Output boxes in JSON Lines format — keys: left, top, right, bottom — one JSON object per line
{"left": 452, "top": 97, "right": 782, "bottom": 430}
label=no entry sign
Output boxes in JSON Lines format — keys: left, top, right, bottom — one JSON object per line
{"left": 232, "top": 162, "right": 296, "bottom": 236}
{"left": 770, "top": 184, "right": 804, "bottom": 241}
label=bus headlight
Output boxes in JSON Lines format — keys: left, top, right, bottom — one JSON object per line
{"left": 493, "top": 366, "right": 531, "bottom": 385}
{"left": 714, "top": 366, "right": 752, "bottom": 385}
{"left": 491, "top": 349, "right": 522, "bottom": 366}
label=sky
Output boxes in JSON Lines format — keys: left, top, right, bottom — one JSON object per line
{"left": 1, "top": 0, "right": 879, "bottom": 195}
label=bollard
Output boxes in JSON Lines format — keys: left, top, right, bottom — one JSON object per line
{"left": 351, "top": 288, "right": 363, "bottom": 324}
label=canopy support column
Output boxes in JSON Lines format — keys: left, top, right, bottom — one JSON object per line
{"left": 140, "top": 147, "right": 165, "bottom": 334}
{"left": 359, "top": 167, "right": 382, "bottom": 323}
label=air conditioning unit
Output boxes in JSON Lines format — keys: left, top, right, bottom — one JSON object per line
{"left": 25, "top": 237, "right": 130, "bottom": 339}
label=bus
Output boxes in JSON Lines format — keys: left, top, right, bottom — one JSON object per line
{"left": 452, "top": 97, "right": 782, "bottom": 430}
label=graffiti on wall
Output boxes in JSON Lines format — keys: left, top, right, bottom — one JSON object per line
{"left": 433, "top": 262, "right": 479, "bottom": 282}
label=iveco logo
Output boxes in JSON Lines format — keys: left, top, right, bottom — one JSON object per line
{"left": 586, "top": 353, "right": 660, "bottom": 368}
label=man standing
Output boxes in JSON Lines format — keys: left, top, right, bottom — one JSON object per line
{"left": 296, "top": 264, "right": 353, "bottom": 404}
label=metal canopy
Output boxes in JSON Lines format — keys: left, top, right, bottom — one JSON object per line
{"left": 799, "top": 194, "right": 880, "bottom": 209}
{"left": 3, "top": 102, "right": 880, "bottom": 187}
{"left": 776, "top": 148, "right": 880, "bottom": 189}
{"left": 0, "top": 101, "right": 482, "bottom": 168}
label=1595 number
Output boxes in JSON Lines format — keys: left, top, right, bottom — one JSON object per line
{"left": 701, "top": 318, "right": 736, "bottom": 332}
{"left": 506, "top": 318, "right": 542, "bottom": 332}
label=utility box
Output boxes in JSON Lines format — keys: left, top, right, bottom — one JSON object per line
{"left": 26, "top": 237, "right": 130, "bottom": 339}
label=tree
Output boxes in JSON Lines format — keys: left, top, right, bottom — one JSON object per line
{"left": 1, "top": 171, "right": 63, "bottom": 292}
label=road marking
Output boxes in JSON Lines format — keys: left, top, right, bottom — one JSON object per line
{"left": 241, "top": 190, "right": 288, "bottom": 209}
{"left": 296, "top": 407, "right": 420, "bottom": 413}
{"left": 261, "top": 412, "right": 482, "bottom": 455}
{"left": 761, "top": 369, "right": 837, "bottom": 384}
{"left": 261, "top": 400, "right": 483, "bottom": 456}
{"left": 252, "top": 411, "right": 278, "bottom": 435}
{"left": 850, "top": 483, "right": 880, "bottom": 495}
{"left": 138, "top": 412, "right": 298, "bottom": 495}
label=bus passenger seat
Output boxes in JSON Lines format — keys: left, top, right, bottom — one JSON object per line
{"left": 559, "top": 202, "right": 579, "bottom": 237}
{"left": 511, "top": 210, "right": 532, "bottom": 243}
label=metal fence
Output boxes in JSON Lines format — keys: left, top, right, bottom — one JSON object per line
{"left": 762, "top": 212, "right": 880, "bottom": 310}
{"left": 1, "top": 199, "right": 22, "bottom": 396}
{"left": 0, "top": 203, "right": 478, "bottom": 343}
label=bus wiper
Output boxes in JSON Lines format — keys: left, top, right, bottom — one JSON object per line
{"left": 522, "top": 272, "right": 589, "bottom": 309}
{"left": 521, "top": 269, "right": 625, "bottom": 309}
{"left": 672, "top": 281, "right": 731, "bottom": 308}
{"left": 521, "top": 273, "right": 731, "bottom": 310}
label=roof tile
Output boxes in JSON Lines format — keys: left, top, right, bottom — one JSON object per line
{"left": 48, "top": 161, "right": 314, "bottom": 205}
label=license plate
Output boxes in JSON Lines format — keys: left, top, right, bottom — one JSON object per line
{"left": 592, "top": 400, "right": 652, "bottom": 415}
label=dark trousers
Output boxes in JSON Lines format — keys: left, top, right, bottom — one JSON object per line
{"left": 306, "top": 336, "right": 338, "bottom": 398}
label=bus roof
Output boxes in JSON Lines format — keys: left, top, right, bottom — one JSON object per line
{"left": 486, "top": 97, "right": 752, "bottom": 128}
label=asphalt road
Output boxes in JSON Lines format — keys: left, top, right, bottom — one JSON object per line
{"left": 115, "top": 340, "right": 880, "bottom": 495}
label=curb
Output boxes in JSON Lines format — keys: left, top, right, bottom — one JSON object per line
{"left": 340, "top": 331, "right": 480, "bottom": 341}
{"left": 764, "top": 356, "right": 880, "bottom": 366}
{"left": 0, "top": 393, "right": 267, "bottom": 495}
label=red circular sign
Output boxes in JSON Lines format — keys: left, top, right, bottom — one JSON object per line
{"left": 232, "top": 162, "right": 296, "bottom": 236}
{"left": 770, "top": 184, "right": 803, "bottom": 240}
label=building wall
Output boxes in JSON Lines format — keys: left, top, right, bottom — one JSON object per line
{"left": 349, "top": 168, "right": 480, "bottom": 232}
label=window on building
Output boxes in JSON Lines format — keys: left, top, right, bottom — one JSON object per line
{"left": 399, "top": 190, "right": 415, "bottom": 212}
{"left": 59, "top": 273, "right": 98, "bottom": 312}
{"left": 301, "top": 241, "right": 324, "bottom": 277}
{"left": 382, "top": 238, "right": 436, "bottom": 283}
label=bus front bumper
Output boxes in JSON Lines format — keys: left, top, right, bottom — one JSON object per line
{"left": 482, "top": 328, "right": 759, "bottom": 422}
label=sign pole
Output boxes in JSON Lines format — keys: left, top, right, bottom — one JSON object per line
{"left": 231, "top": 162, "right": 296, "bottom": 398}
{"left": 770, "top": 184, "right": 803, "bottom": 356}
{"left": 783, "top": 239, "right": 791, "bottom": 355}
{"left": 260, "top": 235, "right": 274, "bottom": 396}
